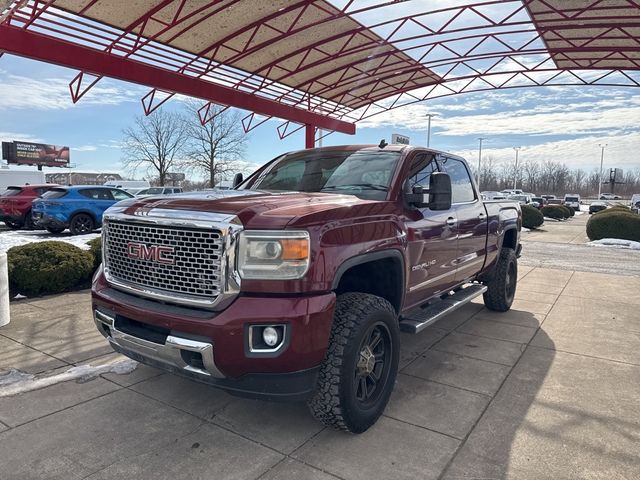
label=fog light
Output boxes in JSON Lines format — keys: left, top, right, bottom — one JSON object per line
{"left": 262, "top": 326, "right": 279, "bottom": 347}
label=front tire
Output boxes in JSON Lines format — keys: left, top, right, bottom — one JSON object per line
{"left": 483, "top": 247, "right": 517, "bottom": 312}
{"left": 308, "top": 292, "right": 399, "bottom": 433}
{"left": 69, "top": 213, "right": 94, "bottom": 235}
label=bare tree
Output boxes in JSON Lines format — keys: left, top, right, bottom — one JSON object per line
{"left": 182, "top": 101, "right": 247, "bottom": 187}
{"left": 122, "top": 109, "right": 188, "bottom": 185}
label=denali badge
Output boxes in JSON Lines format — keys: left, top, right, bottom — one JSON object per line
{"left": 127, "top": 242, "right": 175, "bottom": 265}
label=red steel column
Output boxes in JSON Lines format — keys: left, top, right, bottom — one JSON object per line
{"left": 305, "top": 124, "right": 315, "bottom": 149}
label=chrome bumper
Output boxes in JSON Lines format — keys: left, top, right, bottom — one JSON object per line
{"left": 94, "top": 310, "right": 225, "bottom": 379}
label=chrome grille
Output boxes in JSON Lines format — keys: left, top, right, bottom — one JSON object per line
{"left": 104, "top": 220, "right": 223, "bottom": 301}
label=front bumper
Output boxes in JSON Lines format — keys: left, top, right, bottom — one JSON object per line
{"left": 92, "top": 272, "right": 336, "bottom": 401}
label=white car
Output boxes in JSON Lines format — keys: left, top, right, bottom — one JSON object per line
{"left": 599, "top": 193, "right": 621, "bottom": 200}
{"left": 508, "top": 194, "right": 532, "bottom": 205}
{"left": 136, "top": 187, "right": 183, "bottom": 198}
{"left": 631, "top": 193, "right": 640, "bottom": 213}
{"left": 563, "top": 194, "right": 580, "bottom": 211}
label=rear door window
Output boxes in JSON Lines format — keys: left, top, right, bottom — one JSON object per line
{"left": 110, "top": 189, "right": 132, "bottom": 201}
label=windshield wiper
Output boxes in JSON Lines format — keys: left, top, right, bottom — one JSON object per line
{"left": 321, "top": 183, "right": 389, "bottom": 192}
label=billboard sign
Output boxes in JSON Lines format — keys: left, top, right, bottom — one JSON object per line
{"left": 1, "top": 141, "right": 70, "bottom": 167}
{"left": 391, "top": 133, "right": 410, "bottom": 145}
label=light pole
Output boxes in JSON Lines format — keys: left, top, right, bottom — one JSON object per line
{"left": 477, "top": 137, "right": 486, "bottom": 188}
{"left": 513, "top": 147, "right": 521, "bottom": 191}
{"left": 425, "top": 113, "right": 435, "bottom": 148}
{"left": 597, "top": 143, "right": 606, "bottom": 199}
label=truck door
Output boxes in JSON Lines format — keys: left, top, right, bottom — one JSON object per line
{"left": 403, "top": 154, "right": 459, "bottom": 309}
{"left": 439, "top": 157, "right": 488, "bottom": 281}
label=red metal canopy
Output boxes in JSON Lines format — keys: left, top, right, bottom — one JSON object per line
{"left": 0, "top": 1, "right": 639, "bottom": 147}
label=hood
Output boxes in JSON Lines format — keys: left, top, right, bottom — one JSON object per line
{"left": 119, "top": 190, "right": 387, "bottom": 229}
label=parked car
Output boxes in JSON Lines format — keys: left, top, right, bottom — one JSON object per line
{"left": 547, "top": 199, "right": 563, "bottom": 205}
{"left": 135, "top": 186, "right": 183, "bottom": 198}
{"left": 501, "top": 189, "right": 523, "bottom": 195}
{"left": 541, "top": 194, "right": 556, "bottom": 201}
{"left": 531, "top": 196, "right": 547, "bottom": 208}
{"left": 93, "top": 144, "right": 522, "bottom": 433}
{"left": 589, "top": 201, "right": 607, "bottom": 214}
{"left": 104, "top": 180, "right": 150, "bottom": 190}
{"left": 480, "top": 190, "right": 507, "bottom": 200}
{"left": 599, "top": 193, "right": 621, "bottom": 200}
{"left": 508, "top": 194, "right": 532, "bottom": 205}
{"left": 0, "top": 184, "right": 59, "bottom": 229}
{"left": 563, "top": 194, "right": 580, "bottom": 211}
{"left": 629, "top": 194, "right": 640, "bottom": 213}
{"left": 32, "top": 185, "right": 133, "bottom": 235}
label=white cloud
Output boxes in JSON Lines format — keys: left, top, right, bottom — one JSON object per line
{"left": 73, "top": 145, "right": 98, "bottom": 152}
{"left": 0, "top": 132, "right": 41, "bottom": 143}
{"left": 0, "top": 74, "right": 145, "bottom": 110}
{"left": 453, "top": 133, "right": 640, "bottom": 171}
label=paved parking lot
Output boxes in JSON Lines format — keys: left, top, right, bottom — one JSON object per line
{"left": 1, "top": 216, "right": 639, "bottom": 479}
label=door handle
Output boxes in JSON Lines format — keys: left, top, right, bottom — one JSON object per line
{"left": 446, "top": 217, "right": 456, "bottom": 227}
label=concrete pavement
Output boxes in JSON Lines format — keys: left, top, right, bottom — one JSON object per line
{"left": 1, "top": 263, "right": 639, "bottom": 480}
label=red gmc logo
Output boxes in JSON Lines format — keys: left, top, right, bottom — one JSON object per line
{"left": 127, "top": 242, "right": 175, "bottom": 265}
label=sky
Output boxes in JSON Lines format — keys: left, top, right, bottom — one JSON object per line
{"left": 0, "top": 52, "right": 639, "bottom": 180}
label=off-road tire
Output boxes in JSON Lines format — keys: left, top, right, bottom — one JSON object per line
{"left": 69, "top": 213, "right": 94, "bottom": 235}
{"left": 483, "top": 247, "right": 517, "bottom": 312}
{"left": 308, "top": 292, "right": 399, "bottom": 433}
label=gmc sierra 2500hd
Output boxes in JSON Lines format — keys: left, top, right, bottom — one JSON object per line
{"left": 92, "top": 144, "right": 521, "bottom": 433}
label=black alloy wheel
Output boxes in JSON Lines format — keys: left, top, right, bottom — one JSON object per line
{"left": 70, "top": 214, "right": 94, "bottom": 235}
{"left": 353, "top": 322, "right": 393, "bottom": 408}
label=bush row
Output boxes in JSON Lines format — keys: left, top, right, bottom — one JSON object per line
{"left": 586, "top": 207, "right": 640, "bottom": 241}
{"left": 8, "top": 238, "right": 102, "bottom": 297}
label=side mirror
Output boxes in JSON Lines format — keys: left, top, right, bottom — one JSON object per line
{"left": 406, "top": 172, "right": 452, "bottom": 210}
{"left": 232, "top": 172, "right": 244, "bottom": 188}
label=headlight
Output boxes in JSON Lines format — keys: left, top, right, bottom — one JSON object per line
{"left": 237, "top": 230, "right": 310, "bottom": 280}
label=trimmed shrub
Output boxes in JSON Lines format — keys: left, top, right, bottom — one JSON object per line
{"left": 541, "top": 205, "right": 568, "bottom": 220}
{"left": 522, "top": 204, "right": 544, "bottom": 229}
{"left": 586, "top": 210, "right": 640, "bottom": 241}
{"left": 558, "top": 205, "right": 575, "bottom": 218}
{"left": 87, "top": 237, "right": 102, "bottom": 269}
{"left": 8, "top": 241, "right": 94, "bottom": 297}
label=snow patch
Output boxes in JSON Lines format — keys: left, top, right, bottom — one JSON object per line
{"left": 0, "top": 359, "right": 138, "bottom": 397}
{"left": 587, "top": 238, "right": 640, "bottom": 250}
{"left": 522, "top": 227, "right": 530, "bottom": 232}
{"left": 543, "top": 217, "right": 561, "bottom": 222}
{"left": 0, "top": 229, "right": 100, "bottom": 253}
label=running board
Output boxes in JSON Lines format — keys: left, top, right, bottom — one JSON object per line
{"left": 400, "top": 284, "right": 488, "bottom": 334}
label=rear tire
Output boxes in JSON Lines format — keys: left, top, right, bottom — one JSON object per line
{"left": 69, "top": 213, "right": 94, "bottom": 235}
{"left": 23, "top": 211, "right": 35, "bottom": 230}
{"left": 4, "top": 221, "right": 22, "bottom": 230}
{"left": 308, "top": 292, "right": 399, "bottom": 433}
{"left": 483, "top": 247, "right": 517, "bottom": 312}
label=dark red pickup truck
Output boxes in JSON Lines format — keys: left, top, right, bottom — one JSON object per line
{"left": 92, "top": 145, "right": 521, "bottom": 433}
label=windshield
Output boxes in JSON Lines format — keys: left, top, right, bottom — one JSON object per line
{"left": 42, "top": 188, "right": 68, "bottom": 199}
{"left": 241, "top": 150, "right": 402, "bottom": 200}
{"left": 1, "top": 187, "right": 22, "bottom": 197}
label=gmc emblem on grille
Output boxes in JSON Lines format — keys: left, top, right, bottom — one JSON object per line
{"left": 127, "top": 242, "right": 175, "bottom": 265}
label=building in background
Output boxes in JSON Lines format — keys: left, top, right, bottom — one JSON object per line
{"left": 45, "top": 172, "right": 122, "bottom": 185}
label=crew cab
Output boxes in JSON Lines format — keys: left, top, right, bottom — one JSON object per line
{"left": 0, "top": 184, "right": 59, "bottom": 229}
{"left": 92, "top": 145, "right": 521, "bottom": 433}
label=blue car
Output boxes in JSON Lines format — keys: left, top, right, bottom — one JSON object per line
{"left": 32, "top": 185, "right": 133, "bottom": 235}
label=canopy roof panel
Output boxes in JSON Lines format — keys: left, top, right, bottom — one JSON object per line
{"left": 53, "top": 0, "right": 440, "bottom": 109}
{"left": 525, "top": 0, "right": 640, "bottom": 70}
